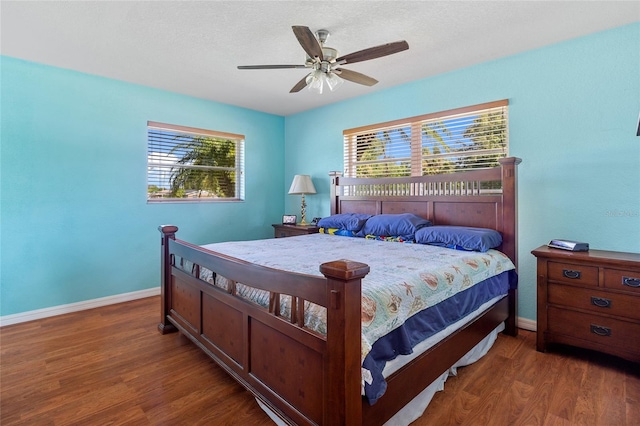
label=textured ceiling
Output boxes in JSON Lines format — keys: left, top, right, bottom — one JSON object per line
{"left": 2, "top": 1, "right": 638, "bottom": 116}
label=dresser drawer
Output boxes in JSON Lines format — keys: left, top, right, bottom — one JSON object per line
{"left": 547, "top": 283, "right": 640, "bottom": 321}
{"left": 604, "top": 268, "right": 640, "bottom": 295}
{"left": 548, "top": 261, "right": 598, "bottom": 286}
{"left": 276, "top": 227, "right": 305, "bottom": 238}
{"left": 548, "top": 307, "right": 640, "bottom": 351}
{"left": 272, "top": 224, "right": 319, "bottom": 238}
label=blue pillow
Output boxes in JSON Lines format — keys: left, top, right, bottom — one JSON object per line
{"left": 356, "top": 213, "right": 432, "bottom": 240}
{"left": 317, "top": 213, "right": 372, "bottom": 232}
{"left": 415, "top": 226, "right": 502, "bottom": 252}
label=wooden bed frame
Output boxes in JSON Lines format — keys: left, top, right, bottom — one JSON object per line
{"left": 158, "top": 157, "right": 521, "bottom": 425}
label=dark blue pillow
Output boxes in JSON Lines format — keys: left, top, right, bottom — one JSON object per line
{"left": 415, "top": 226, "right": 502, "bottom": 252}
{"left": 356, "top": 213, "right": 432, "bottom": 240}
{"left": 317, "top": 213, "right": 372, "bottom": 232}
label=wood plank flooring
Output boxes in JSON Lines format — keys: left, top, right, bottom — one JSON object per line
{"left": 1, "top": 296, "right": 638, "bottom": 425}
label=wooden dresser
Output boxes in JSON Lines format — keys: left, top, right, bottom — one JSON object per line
{"left": 272, "top": 224, "right": 319, "bottom": 238}
{"left": 532, "top": 245, "right": 640, "bottom": 362}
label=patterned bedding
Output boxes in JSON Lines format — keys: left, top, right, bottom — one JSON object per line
{"left": 194, "top": 233, "right": 516, "bottom": 363}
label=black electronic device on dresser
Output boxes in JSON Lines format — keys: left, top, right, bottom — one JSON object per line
{"left": 532, "top": 245, "right": 640, "bottom": 363}
{"left": 547, "top": 239, "right": 589, "bottom": 252}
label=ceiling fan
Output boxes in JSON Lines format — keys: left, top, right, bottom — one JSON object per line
{"left": 237, "top": 26, "right": 409, "bottom": 94}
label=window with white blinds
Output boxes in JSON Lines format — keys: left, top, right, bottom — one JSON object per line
{"left": 147, "top": 121, "right": 245, "bottom": 202}
{"left": 343, "top": 100, "right": 508, "bottom": 177}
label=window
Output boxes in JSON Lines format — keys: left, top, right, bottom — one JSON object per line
{"left": 147, "top": 121, "right": 244, "bottom": 202}
{"left": 343, "top": 100, "right": 508, "bottom": 177}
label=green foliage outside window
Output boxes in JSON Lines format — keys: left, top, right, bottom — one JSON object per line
{"left": 168, "top": 136, "right": 237, "bottom": 199}
{"left": 345, "top": 102, "right": 508, "bottom": 179}
{"left": 147, "top": 123, "right": 244, "bottom": 202}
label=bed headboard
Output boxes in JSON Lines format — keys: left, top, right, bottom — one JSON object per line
{"left": 330, "top": 157, "right": 522, "bottom": 267}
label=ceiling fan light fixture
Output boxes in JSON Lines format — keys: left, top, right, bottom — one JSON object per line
{"left": 326, "top": 72, "right": 343, "bottom": 91}
{"left": 306, "top": 70, "right": 325, "bottom": 94}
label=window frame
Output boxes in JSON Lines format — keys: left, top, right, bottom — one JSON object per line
{"left": 147, "top": 121, "right": 245, "bottom": 203}
{"left": 343, "top": 99, "right": 509, "bottom": 178}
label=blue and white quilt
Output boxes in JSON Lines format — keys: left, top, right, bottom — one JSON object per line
{"left": 194, "top": 233, "right": 516, "bottom": 402}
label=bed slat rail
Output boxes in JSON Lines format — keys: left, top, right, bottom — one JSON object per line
{"left": 336, "top": 168, "right": 503, "bottom": 199}
{"left": 169, "top": 237, "right": 329, "bottom": 307}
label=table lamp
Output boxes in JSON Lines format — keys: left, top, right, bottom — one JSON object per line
{"left": 288, "top": 174, "right": 316, "bottom": 225}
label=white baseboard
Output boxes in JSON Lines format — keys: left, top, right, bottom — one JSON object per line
{"left": 517, "top": 316, "right": 537, "bottom": 331}
{"left": 0, "top": 287, "right": 161, "bottom": 327}
{"left": 1, "top": 289, "right": 538, "bottom": 333}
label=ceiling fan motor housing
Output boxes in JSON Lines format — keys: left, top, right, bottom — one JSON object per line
{"left": 305, "top": 47, "right": 338, "bottom": 66}
{"left": 304, "top": 29, "right": 337, "bottom": 64}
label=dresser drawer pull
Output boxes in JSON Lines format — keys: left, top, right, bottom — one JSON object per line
{"left": 562, "top": 269, "right": 581, "bottom": 279}
{"left": 590, "top": 297, "right": 612, "bottom": 308}
{"left": 622, "top": 276, "right": 640, "bottom": 288}
{"left": 590, "top": 324, "right": 612, "bottom": 337}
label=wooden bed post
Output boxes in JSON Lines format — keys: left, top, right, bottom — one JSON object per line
{"left": 498, "top": 157, "right": 521, "bottom": 267}
{"left": 319, "top": 259, "right": 370, "bottom": 426}
{"left": 158, "top": 225, "right": 178, "bottom": 335}
{"left": 498, "top": 157, "right": 521, "bottom": 336}
{"left": 329, "top": 171, "right": 342, "bottom": 215}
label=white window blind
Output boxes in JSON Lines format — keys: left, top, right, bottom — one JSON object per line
{"left": 344, "top": 100, "right": 508, "bottom": 177}
{"left": 147, "top": 121, "right": 245, "bottom": 202}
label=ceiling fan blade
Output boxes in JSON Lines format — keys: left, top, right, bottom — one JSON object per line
{"left": 335, "top": 40, "right": 409, "bottom": 65}
{"left": 334, "top": 68, "right": 378, "bottom": 86}
{"left": 238, "top": 65, "right": 308, "bottom": 70}
{"left": 290, "top": 74, "right": 310, "bottom": 93}
{"left": 292, "top": 26, "right": 323, "bottom": 61}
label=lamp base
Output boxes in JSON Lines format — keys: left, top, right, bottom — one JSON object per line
{"left": 299, "top": 194, "right": 307, "bottom": 225}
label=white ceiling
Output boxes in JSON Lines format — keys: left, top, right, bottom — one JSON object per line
{"left": 2, "top": 1, "right": 638, "bottom": 116}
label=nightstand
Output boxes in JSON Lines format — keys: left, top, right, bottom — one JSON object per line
{"left": 272, "top": 224, "right": 320, "bottom": 238}
{"left": 532, "top": 245, "right": 640, "bottom": 362}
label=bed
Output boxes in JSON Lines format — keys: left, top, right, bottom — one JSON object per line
{"left": 158, "top": 157, "right": 521, "bottom": 425}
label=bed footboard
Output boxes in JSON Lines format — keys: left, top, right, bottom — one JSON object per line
{"left": 158, "top": 225, "right": 369, "bottom": 425}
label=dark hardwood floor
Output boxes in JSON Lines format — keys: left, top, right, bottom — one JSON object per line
{"left": 1, "top": 296, "right": 638, "bottom": 425}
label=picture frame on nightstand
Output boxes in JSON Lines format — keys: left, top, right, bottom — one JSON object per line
{"left": 282, "top": 214, "right": 297, "bottom": 225}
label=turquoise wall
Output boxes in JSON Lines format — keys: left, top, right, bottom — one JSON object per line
{"left": 2, "top": 23, "right": 639, "bottom": 322}
{"left": 1, "top": 57, "right": 285, "bottom": 316}
{"left": 284, "top": 23, "right": 640, "bottom": 322}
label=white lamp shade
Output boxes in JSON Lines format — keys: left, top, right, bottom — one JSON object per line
{"left": 288, "top": 175, "right": 316, "bottom": 194}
